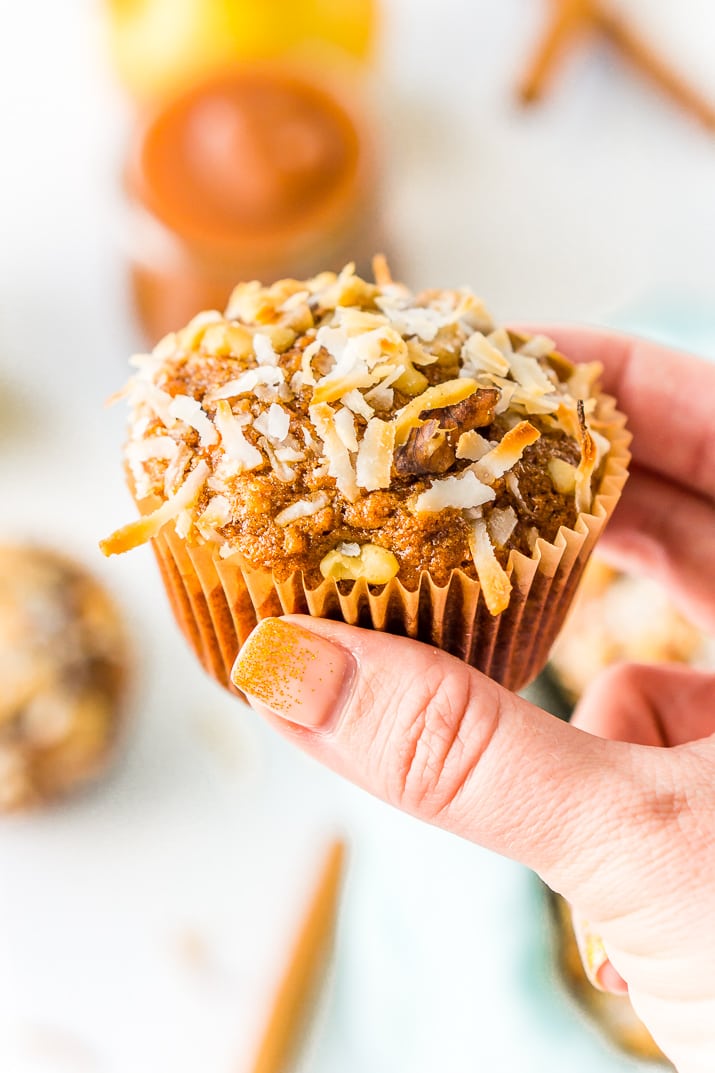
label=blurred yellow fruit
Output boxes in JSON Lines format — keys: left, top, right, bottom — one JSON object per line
{"left": 106, "top": 0, "right": 377, "bottom": 102}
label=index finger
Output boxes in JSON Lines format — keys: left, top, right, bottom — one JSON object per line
{"left": 524, "top": 325, "right": 715, "bottom": 503}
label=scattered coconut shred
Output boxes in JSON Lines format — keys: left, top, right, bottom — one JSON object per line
{"left": 101, "top": 259, "right": 610, "bottom": 616}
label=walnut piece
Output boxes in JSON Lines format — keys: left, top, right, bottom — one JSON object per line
{"left": 420, "top": 387, "right": 499, "bottom": 431}
{"left": 393, "top": 418, "right": 455, "bottom": 476}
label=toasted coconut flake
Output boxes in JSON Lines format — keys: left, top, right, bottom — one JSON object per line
{"left": 405, "top": 338, "right": 439, "bottom": 367}
{"left": 131, "top": 381, "right": 177, "bottom": 427}
{"left": 274, "top": 443, "right": 305, "bottom": 463}
{"left": 268, "top": 403, "right": 291, "bottom": 440}
{"left": 356, "top": 417, "right": 395, "bottom": 491}
{"left": 274, "top": 492, "right": 329, "bottom": 527}
{"left": 487, "top": 328, "right": 513, "bottom": 357}
{"left": 372, "top": 253, "right": 392, "bottom": 287}
{"left": 290, "top": 371, "right": 305, "bottom": 394}
{"left": 509, "top": 353, "right": 555, "bottom": 397}
{"left": 125, "top": 435, "right": 178, "bottom": 463}
{"left": 393, "top": 379, "right": 478, "bottom": 445}
{"left": 455, "top": 292, "right": 493, "bottom": 332}
{"left": 568, "top": 361, "right": 603, "bottom": 400}
{"left": 370, "top": 361, "right": 408, "bottom": 392}
{"left": 517, "top": 334, "right": 556, "bottom": 359}
{"left": 333, "top": 307, "right": 389, "bottom": 336}
{"left": 414, "top": 471, "right": 495, "bottom": 514}
{"left": 456, "top": 430, "right": 492, "bottom": 461}
{"left": 253, "top": 333, "right": 279, "bottom": 366}
{"left": 206, "top": 366, "right": 284, "bottom": 403}
{"left": 574, "top": 400, "right": 598, "bottom": 514}
{"left": 482, "top": 378, "right": 516, "bottom": 415}
{"left": 214, "top": 401, "right": 263, "bottom": 470}
{"left": 338, "top": 541, "right": 361, "bottom": 556}
{"left": 315, "top": 324, "right": 349, "bottom": 363}
{"left": 364, "top": 383, "right": 394, "bottom": 410}
{"left": 168, "top": 395, "right": 218, "bottom": 447}
{"left": 333, "top": 405, "right": 359, "bottom": 453}
{"left": 509, "top": 387, "right": 560, "bottom": 415}
{"left": 461, "top": 332, "right": 511, "bottom": 377}
{"left": 487, "top": 505, "right": 518, "bottom": 547}
{"left": 377, "top": 297, "right": 460, "bottom": 343}
{"left": 590, "top": 427, "right": 611, "bottom": 467}
{"left": 196, "top": 493, "right": 232, "bottom": 539}
{"left": 259, "top": 436, "right": 296, "bottom": 483}
{"left": 101, "top": 461, "right": 209, "bottom": 556}
{"left": 555, "top": 401, "right": 581, "bottom": 440}
{"left": 311, "top": 361, "right": 373, "bottom": 405}
{"left": 299, "top": 340, "right": 321, "bottom": 387}
{"left": 468, "top": 517, "right": 512, "bottom": 616}
{"left": 311, "top": 326, "right": 406, "bottom": 405}
{"left": 253, "top": 403, "right": 291, "bottom": 442}
{"left": 472, "top": 421, "right": 540, "bottom": 483}
{"left": 163, "top": 442, "right": 191, "bottom": 496}
{"left": 309, "top": 402, "right": 359, "bottom": 501}
{"left": 340, "top": 388, "right": 374, "bottom": 421}
{"left": 301, "top": 426, "right": 318, "bottom": 452}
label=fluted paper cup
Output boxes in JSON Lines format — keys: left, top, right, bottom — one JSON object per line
{"left": 145, "top": 390, "right": 630, "bottom": 696}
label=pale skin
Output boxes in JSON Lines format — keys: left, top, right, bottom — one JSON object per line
{"left": 233, "top": 328, "right": 715, "bottom": 1073}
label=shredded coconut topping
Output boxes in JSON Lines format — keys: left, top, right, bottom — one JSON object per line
{"left": 103, "top": 264, "right": 611, "bottom": 617}
{"left": 414, "top": 471, "right": 496, "bottom": 514}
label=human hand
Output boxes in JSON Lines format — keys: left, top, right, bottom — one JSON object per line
{"left": 232, "top": 328, "right": 715, "bottom": 1073}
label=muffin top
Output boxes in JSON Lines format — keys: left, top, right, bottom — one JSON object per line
{"left": 0, "top": 545, "right": 127, "bottom": 810}
{"left": 102, "top": 262, "right": 610, "bottom": 614}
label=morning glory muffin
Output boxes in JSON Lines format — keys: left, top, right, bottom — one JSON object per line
{"left": 102, "top": 261, "right": 629, "bottom": 691}
{"left": 0, "top": 545, "right": 128, "bottom": 810}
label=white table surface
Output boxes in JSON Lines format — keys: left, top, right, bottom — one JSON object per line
{"left": 1, "top": 2, "right": 714, "bottom": 1071}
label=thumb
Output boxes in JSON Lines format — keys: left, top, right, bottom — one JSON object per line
{"left": 231, "top": 615, "right": 655, "bottom": 911}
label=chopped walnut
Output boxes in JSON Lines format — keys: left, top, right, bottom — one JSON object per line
{"left": 393, "top": 419, "right": 455, "bottom": 476}
{"left": 420, "top": 387, "right": 499, "bottom": 431}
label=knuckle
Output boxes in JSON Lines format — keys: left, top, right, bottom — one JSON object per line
{"left": 384, "top": 663, "right": 501, "bottom": 821}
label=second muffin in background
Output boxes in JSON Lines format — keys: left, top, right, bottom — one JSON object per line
{"left": 102, "top": 261, "right": 629, "bottom": 692}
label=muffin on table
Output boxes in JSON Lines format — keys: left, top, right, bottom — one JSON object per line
{"left": 101, "top": 261, "right": 629, "bottom": 693}
{"left": 549, "top": 556, "right": 715, "bottom": 704}
{"left": 0, "top": 545, "right": 128, "bottom": 811}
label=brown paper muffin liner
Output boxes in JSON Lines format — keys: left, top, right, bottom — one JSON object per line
{"left": 148, "top": 392, "right": 630, "bottom": 695}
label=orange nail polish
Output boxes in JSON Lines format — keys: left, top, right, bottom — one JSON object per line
{"left": 231, "top": 618, "right": 354, "bottom": 729}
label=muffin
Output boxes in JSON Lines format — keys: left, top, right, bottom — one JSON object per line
{"left": 101, "top": 262, "right": 629, "bottom": 692}
{"left": 0, "top": 545, "right": 129, "bottom": 810}
{"left": 549, "top": 557, "right": 715, "bottom": 704}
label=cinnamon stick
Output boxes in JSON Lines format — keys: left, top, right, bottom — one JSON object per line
{"left": 247, "top": 839, "right": 346, "bottom": 1073}
{"left": 596, "top": 9, "right": 715, "bottom": 133}
{"left": 518, "top": 0, "right": 596, "bottom": 105}
{"left": 517, "top": 0, "right": 715, "bottom": 135}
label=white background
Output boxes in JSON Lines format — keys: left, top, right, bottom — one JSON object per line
{"left": 1, "top": 2, "right": 714, "bottom": 1071}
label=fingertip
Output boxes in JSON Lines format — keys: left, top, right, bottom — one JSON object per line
{"left": 597, "top": 959, "right": 629, "bottom": 995}
{"left": 573, "top": 912, "right": 628, "bottom": 994}
{"left": 231, "top": 616, "right": 356, "bottom": 730}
